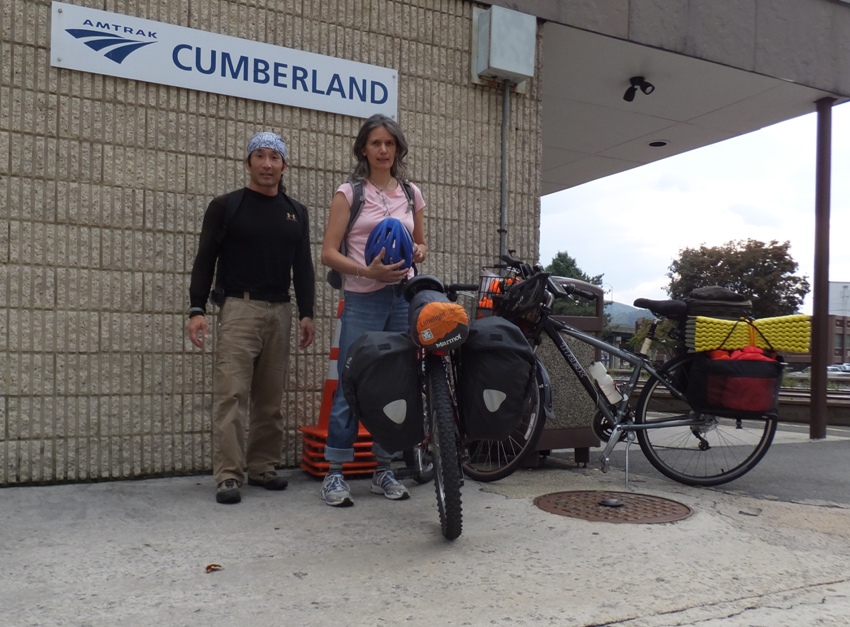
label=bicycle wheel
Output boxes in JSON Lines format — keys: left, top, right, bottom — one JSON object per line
{"left": 426, "top": 356, "right": 463, "bottom": 540}
{"left": 461, "top": 370, "right": 546, "bottom": 482}
{"left": 635, "top": 353, "right": 777, "bottom": 487}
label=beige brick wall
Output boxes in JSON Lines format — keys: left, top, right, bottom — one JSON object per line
{"left": 0, "top": 0, "right": 542, "bottom": 485}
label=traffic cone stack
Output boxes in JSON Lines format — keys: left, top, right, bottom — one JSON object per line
{"left": 300, "top": 300, "right": 377, "bottom": 477}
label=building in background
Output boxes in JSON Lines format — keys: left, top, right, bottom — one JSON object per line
{"left": 829, "top": 282, "right": 850, "bottom": 317}
{"left": 3, "top": 0, "right": 850, "bottom": 485}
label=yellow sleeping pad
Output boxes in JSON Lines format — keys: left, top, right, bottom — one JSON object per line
{"left": 685, "top": 314, "right": 811, "bottom": 353}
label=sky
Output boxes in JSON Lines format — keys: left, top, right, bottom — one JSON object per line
{"left": 539, "top": 103, "right": 850, "bottom": 315}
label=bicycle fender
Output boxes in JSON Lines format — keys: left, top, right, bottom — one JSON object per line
{"left": 534, "top": 356, "right": 555, "bottom": 423}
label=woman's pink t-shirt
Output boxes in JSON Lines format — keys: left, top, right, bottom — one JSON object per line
{"left": 337, "top": 179, "right": 426, "bottom": 293}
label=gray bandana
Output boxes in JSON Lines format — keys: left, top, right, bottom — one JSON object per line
{"left": 246, "top": 132, "right": 289, "bottom": 163}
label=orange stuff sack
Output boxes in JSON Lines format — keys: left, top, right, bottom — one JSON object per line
{"left": 408, "top": 290, "right": 469, "bottom": 351}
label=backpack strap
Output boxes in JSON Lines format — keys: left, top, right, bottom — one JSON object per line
{"left": 400, "top": 180, "right": 415, "bottom": 213}
{"left": 399, "top": 181, "right": 418, "bottom": 276}
{"left": 340, "top": 179, "right": 365, "bottom": 257}
{"left": 216, "top": 188, "right": 246, "bottom": 244}
{"left": 210, "top": 188, "right": 245, "bottom": 305}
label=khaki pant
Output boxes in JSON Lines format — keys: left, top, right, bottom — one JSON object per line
{"left": 212, "top": 297, "right": 292, "bottom": 484}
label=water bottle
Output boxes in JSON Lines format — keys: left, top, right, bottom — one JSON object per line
{"left": 587, "top": 361, "right": 622, "bottom": 404}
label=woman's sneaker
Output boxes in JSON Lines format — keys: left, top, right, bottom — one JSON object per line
{"left": 370, "top": 469, "right": 410, "bottom": 500}
{"left": 321, "top": 472, "right": 353, "bottom": 507}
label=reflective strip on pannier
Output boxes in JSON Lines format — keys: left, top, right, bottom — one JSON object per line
{"left": 341, "top": 332, "right": 423, "bottom": 452}
{"left": 459, "top": 317, "right": 536, "bottom": 440}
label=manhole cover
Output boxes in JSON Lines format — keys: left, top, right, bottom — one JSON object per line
{"left": 534, "top": 490, "right": 693, "bottom": 524}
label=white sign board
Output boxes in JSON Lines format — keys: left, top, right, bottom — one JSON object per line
{"left": 50, "top": 2, "right": 397, "bottom": 119}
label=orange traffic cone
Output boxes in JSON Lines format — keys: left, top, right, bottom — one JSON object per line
{"left": 300, "top": 300, "right": 376, "bottom": 477}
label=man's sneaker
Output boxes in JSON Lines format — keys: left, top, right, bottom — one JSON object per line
{"left": 370, "top": 469, "right": 410, "bottom": 501}
{"left": 321, "top": 472, "right": 353, "bottom": 507}
{"left": 247, "top": 472, "right": 288, "bottom": 491}
{"left": 216, "top": 479, "right": 241, "bottom": 504}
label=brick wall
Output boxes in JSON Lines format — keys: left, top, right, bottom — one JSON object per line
{"left": 0, "top": 0, "right": 543, "bottom": 485}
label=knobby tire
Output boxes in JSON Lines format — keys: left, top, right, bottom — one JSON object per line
{"left": 635, "top": 352, "right": 777, "bottom": 486}
{"left": 426, "top": 356, "right": 463, "bottom": 540}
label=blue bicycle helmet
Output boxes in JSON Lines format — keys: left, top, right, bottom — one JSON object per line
{"left": 364, "top": 217, "right": 414, "bottom": 269}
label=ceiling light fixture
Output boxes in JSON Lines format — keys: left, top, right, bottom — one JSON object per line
{"left": 623, "top": 76, "right": 655, "bottom": 102}
{"left": 648, "top": 140, "right": 669, "bottom": 147}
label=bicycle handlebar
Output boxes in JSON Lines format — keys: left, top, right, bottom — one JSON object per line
{"left": 499, "top": 252, "right": 599, "bottom": 304}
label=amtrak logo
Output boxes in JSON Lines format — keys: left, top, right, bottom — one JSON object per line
{"left": 65, "top": 28, "right": 157, "bottom": 64}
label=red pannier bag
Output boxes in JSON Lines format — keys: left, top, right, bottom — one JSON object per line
{"left": 686, "top": 346, "right": 784, "bottom": 417}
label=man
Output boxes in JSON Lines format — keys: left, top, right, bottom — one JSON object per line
{"left": 188, "top": 132, "right": 315, "bottom": 504}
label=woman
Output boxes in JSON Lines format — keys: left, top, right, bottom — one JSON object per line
{"left": 320, "top": 114, "right": 427, "bottom": 507}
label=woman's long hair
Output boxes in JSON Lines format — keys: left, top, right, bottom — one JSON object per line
{"left": 350, "top": 114, "right": 409, "bottom": 181}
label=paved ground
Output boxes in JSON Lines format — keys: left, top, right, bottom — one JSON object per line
{"left": 2, "top": 424, "right": 849, "bottom": 627}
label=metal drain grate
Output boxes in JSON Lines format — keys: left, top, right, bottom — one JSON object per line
{"left": 534, "top": 490, "right": 693, "bottom": 524}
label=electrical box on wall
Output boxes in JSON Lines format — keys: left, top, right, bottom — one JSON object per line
{"left": 473, "top": 6, "right": 536, "bottom": 84}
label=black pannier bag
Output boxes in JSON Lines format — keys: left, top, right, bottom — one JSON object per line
{"left": 686, "top": 351, "right": 783, "bottom": 417}
{"left": 459, "top": 317, "right": 536, "bottom": 440}
{"left": 341, "top": 332, "right": 423, "bottom": 452}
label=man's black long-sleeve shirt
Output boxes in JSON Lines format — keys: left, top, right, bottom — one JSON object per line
{"left": 189, "top": 187, "right": 315, "bottom": 319}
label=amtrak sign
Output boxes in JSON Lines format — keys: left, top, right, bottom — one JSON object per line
{"left": 50, "top": 2, "right": 398, "bottom": 119}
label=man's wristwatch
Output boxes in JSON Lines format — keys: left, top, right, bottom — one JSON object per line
{"left": 189, "top": 307, "right": 205, "bottom": 318}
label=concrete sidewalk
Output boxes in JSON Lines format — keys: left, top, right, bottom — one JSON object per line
{"left": 2, "top": 425, "right": 849, "bottom": 627}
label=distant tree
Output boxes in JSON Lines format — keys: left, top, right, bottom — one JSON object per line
{"left": 544, "top": 251, "right": 605, "bottom": 319}
{"left": 546, "top": 251, "right": 603, "bottom": 285}
{"left": 667, "top": 239, "right": 810, "bottom": 318}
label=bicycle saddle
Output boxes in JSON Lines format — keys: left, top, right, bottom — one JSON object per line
{"left": 633, "top": 298, "right": 688, "bottom": 318}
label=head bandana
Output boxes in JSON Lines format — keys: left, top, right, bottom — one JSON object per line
{"left": 246, "top": 132, "right": 289, "bottom": 163}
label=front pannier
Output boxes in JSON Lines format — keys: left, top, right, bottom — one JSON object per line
{"left": 341, "top": 332, "right": 423, "bottom": 452}
{"left": 459, "top": 317, "right": 536, "bottom": 440}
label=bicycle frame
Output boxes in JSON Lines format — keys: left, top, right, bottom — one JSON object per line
{"left": 533, "top": 314, "right": 709, "bottom": 471}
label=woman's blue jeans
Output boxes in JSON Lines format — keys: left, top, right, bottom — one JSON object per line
{"left": 324, "top": 284, "right": 410, "bottom": 463}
